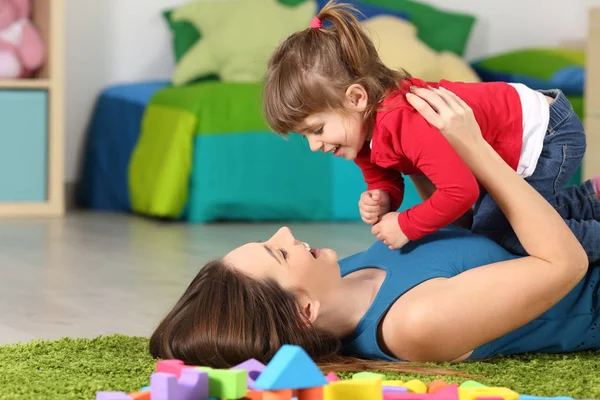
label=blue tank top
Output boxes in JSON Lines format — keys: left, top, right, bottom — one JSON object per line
{"left": 339, "top": 226, "right": 600, "bottom": 361}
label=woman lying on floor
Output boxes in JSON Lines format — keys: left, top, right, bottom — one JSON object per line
{"left": 150, "top": 87, "right": 597, "bottom": 371}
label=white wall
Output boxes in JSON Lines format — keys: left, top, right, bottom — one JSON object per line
{"left": 64, "top": 0, "right": 600, "bottom": 183}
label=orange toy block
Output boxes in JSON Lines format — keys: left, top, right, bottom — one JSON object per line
{"left": 298, "top": 386, "right": 323, "bottom": 400}
{"left": 245, "top": 390, "right": 264, "bottom": 400}
{"left": 263, "top": 389, "right": 294, "bottom": 400}
{"left": 428, "top": 380, "right": 449, "bottom": 394}
{"left": 128, "top": 392, "right": 150, "bottom": 400}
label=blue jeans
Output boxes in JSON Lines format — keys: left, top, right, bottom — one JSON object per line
{"left": 472, "top": 89, "right": 600, "bottom": 262}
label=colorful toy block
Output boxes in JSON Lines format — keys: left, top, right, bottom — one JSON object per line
{"left": 383, "top": 380, "right": 405, "bottom": 386}
{"left": 325, "top": 372, "right": 340, "bottom": 383}
{"left": 353, "top": 371, "right": 386, "bottom": 380}
{"left": 263, "top": 388, "right": 294, "bottom": 400}
{"left": 324, "top": 377, "right": 383, "bottom": 400}
{"left": 150, "top": 368, "right": 209, "bottom": 400}
{"left": 128, "top": 392, "right": 150, "bottom": 400}
{"left": 157, "top": 359, "right": 196, "bottom": 379}
{"left": 405, "top": 380, "right": 427, "bottom": 394}
{"left": 384, "top": 386, "right": 409, "bottom": 394}
{"left": 96, "top": 392, "right": 132, "bottom": 400}
{"left": 298, "top": 386, "right": 324, "bottom": 400}
{"left": 196, "top": 367, "right": 247, "bottom": 399}
{"left": 231, "top": 358, "right": 267, "bottom": 389}
{"left": 246, "top": 390, "right": 264, "bottom": 400}
{"left": 458, "top": 387, "right": 518, "bottom": 400}
{"left": 427, "top": 380, "right": 448, "bottom": 394}
{"left": 460, "top": 381, "right": 488, "bottom": 389}
{"left": 253, "top": 345, "right": 328, "bottom": 390}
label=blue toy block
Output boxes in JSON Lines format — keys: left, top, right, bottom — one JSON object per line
{"left": 230, "top": 358, "right": 266, "bottom": 389}
{"left": 150, "top": 369, "right": 209, "bottom": 400}
{"left": 140, "top": 386, "right": 150, "bottom": 392}
{"left": 253, "top": 345, "right": 328, "bottom": 390}
{"left": 96, "top": 393, "right": 132, "bottom": 400}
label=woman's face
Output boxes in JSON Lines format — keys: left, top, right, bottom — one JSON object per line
{"left": 224, "top": 227, "right": 341, "bottom": 301}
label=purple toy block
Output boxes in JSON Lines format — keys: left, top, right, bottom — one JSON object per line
{"left": 384, "top": 386, "right": 409, "bottom": 393}
{"left": 96, "top": 392, "right": 132, "bottom": 400}
{"left": 231, "top": 358, "right": 266, "bottom": 389}
{"left": 151, "top": 369, "right": 209, "bottom": 400}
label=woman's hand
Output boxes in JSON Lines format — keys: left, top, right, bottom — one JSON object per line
{"left": 406, "top": 86, "right": 483, "bottom": 153}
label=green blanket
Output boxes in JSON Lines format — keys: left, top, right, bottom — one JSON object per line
{"left": 128, "top": 82, "right": 268, "bottom": 218}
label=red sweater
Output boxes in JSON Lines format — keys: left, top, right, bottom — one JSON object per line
{"left": 354, "top": 78, "right": 523, "bottom": 241}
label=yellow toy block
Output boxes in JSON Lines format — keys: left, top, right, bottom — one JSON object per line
{"left": 458, "top": 387, "right": 518, "bottom": 400}
{"left": 405, "top": 379, "right": 427, "bottom": 394}
{"left": 383, "top": 380, "right": 405, "bottom": 386}
{"left": 324, "top": 378, "right": 383, "bottom": 400}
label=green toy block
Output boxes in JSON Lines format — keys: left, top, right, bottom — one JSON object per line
{"left": 352, "top": 371, "right": 386, "bottom": 380}
{"left": 459, "top": 380, "right": 488, "bottom": 388}
{"left": 196, "top": 367, "right": 247, "bottom": 399}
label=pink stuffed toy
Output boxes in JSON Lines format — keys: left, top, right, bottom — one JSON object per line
{"left": 0, "top": 0, "right": 45, "bottom": 78}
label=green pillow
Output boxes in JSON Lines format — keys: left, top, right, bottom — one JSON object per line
{"left": 162, "top": 9, "right": 202, "bottom": 63}
{"left": 358, "top": 0, "right": 476, "bottom": 56}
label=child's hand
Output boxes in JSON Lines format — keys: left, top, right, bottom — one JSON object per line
{"left": 359, "top": 189, "right": 391, "bottom": 225}
{"left": 372, "top": 212, "right": 409, "bottom": 250}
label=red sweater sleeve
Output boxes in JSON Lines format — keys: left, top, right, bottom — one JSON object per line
{"left": 379, "top": 108, "right": 480, "bottom": 241}
{"left": 354, "top": 144, "right": 405, "bottom": 211}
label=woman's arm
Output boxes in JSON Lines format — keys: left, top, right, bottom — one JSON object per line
{"left": 383, "top": 87, "right": 588, "bottom": 362}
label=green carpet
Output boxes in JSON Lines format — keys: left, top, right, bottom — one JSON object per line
{"left": 1, "top": 335, "right": 600, "bottom": 399}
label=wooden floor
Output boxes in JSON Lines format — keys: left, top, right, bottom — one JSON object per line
{"left": 0, "top": 212, "right": 374, "bottom": 345}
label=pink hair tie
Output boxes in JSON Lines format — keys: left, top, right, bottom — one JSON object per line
{"left": 310, "top": 16, "right": 323, "bottom": 29}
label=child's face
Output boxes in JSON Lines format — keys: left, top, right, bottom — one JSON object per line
{"left": 300, "top": 109, "right": 367, "bottom": 160}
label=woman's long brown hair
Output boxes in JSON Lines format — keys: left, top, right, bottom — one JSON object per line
{"left": 263, "top": 0, "right": 410, "bottom": 136}
{"left": 149, "top": 260, "right": 474, "bottom": 377}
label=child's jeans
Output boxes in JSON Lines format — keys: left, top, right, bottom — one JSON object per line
{"left": 472, "top": 88, "right": 600, "bottom": 262}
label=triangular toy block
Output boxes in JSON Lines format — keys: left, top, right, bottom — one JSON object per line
{"left": 253, "top": 345, "right": 327, "bottom": 390}
{"left": 231, "top": 358, "right": 266, "bottom": 389}
{"left": 324, "top": 378, "right": 383, "bottom": 400}
{"left": 157, "top": 359, "right": 197, "bottom": 379}
{"left": 151, "top": 369, "right": 209, "bottom": 400}
{"left": 197, "top": 366, "right": 247, "bottom": 399}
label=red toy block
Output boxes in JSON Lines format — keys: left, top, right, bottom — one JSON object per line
{"left": 128, "top": 392, "right": 150, "bottom": 400}
{"left": 298, "top": 386, "right": 323, "bottom": 400}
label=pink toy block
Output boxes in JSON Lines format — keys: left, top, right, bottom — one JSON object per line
{"left": 231, "top": 358, "right": 267, "bottom": 389}
{"left": 150, "top": 369, "right": 209, "bottom": 400}
{"left": 384, "top": 394, "right": 429, "bottom": 400}
{"left": 156, "top": 359, "right": 196, "bottom": 379}
{"left": 434, "top": 384, "right": 459, "bottom": 400}
{"left": 263, "top": 389, "right": 293, "bottom": 400}
{"left": 325, "top": 372, "right": 340, "bottom": 382}
{"left": 96, "top": 393, "right": 132, "bottom": 400}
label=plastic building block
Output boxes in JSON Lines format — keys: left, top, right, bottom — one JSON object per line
{"left": 352, "top": 371, "right": 386, "bottom": 380}
{"left": 460, "top": 381, "right": 488, "bottom": 389}
{"left": 428, "top": 381, "right": 448, "bottom": 394}
{"left": 246, "top": 390, "right": 264, "bottom": 400}
{"left": 96, "top": 393, "right": 132, "bottom": 400}
{"left": 128, "top": 392, "right": 150, "bottom": 400}
{"left": 157, "top": 359, "right": 196, "bottom": 379}
{"left": 150, "top": 369, "right": 209, "bottom": 400}
{"left": 140, "top": 386, "right": 150, "bottom": 392}
{"left": 458, "top": 387, "right": 518, "bottom": 400}
{"left": 263, "top": 389, "right": 294, "bottom": 400}
{"left": 298, "top": 386, "right": 323, "bottom": 400}
{"left": 383, "top": 394, "right": 428, "bottom": 400}
{"left": 383, "top": 386, "right": 409, "bottom": 394}
{"left": 433, "top": 384, "right": 459, "bottom": 400}
{"left": 383, "top": 380, "right": 405, "bottom": 386}
{"left": 197, "top": 366, "right": 247, "bottom": 399}
{"left": 325, "top": 372, "right": 340, "bottom": 383}
{"left": 254, "top": 345, "right": 328, "bottom": 390}
{"left": 324, "top": 378, "right": 383, "bottom": 400}
{"left": 405, "top": 380, "right": 427, "bottom": 394}
{"left": 231, "top": 358, "right": 267, "bottom": 389}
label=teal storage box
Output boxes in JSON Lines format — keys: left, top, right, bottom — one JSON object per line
{"left": 0, "top": 90, "right": 47, "bottom": 202}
